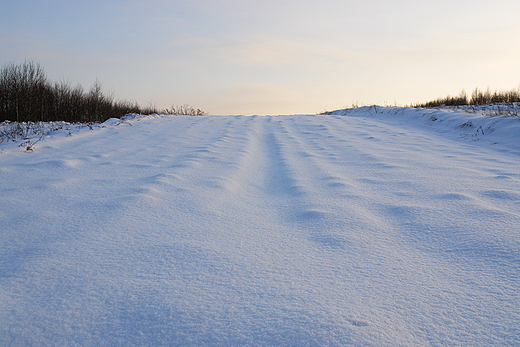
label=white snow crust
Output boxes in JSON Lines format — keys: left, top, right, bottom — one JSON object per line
{"left": 1, "top": 107, "right": 519, "bottom": 346}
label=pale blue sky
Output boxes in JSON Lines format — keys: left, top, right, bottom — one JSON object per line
{"left": 2, "top": 0, "right": 520, "bottom": 115}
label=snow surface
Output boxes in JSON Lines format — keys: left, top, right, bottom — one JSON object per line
{"left": 1, "top": 107, "right": 519, "bottom": 346}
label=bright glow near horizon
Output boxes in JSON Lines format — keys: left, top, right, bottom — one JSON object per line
{"left": 2, "top": 0, "right": 520, "bottom": 115}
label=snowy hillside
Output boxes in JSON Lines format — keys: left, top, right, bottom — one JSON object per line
{"left": 1, "top": 107, "right": 519, "bottom": 346}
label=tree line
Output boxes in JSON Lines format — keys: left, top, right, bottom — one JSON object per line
{"left": 414, "top": 87, "right": 520, "bottom": 108}
{"left": 0, "top": 61, "right": 206, "bottom": 123}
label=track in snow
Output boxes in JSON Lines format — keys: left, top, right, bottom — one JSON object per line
{"left": 1, "top": 113, "right": 519, "bottom": 346}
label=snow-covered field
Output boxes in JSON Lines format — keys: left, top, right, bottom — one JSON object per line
{"left": 1, "top": 107, "right": 519, "bottom": 346}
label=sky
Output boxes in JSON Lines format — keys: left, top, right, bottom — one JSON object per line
{"left": 2, "top": 0, "right": 520, "bottom": 115}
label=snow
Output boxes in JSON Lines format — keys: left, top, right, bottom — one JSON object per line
{"left": 1, "top": 107, "right": 519, "bottom": 346}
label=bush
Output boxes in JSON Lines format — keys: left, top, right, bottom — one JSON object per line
{"left": 166, "top": 104, "right": 207, "bottom": 116}
{"left": 414, "top": 87, "right": 520, "bottom": 108}
{"left": 469, "top": 87, "right": 520, "bottom": 105}
{"left": 414, "top": 90, "right": 469, "bottom": 108}
{"left": 0, "top": 61, "right": 207, "bottom": 123}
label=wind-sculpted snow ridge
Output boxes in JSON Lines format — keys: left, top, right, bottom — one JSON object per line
{"left": 328, "top": 105, "right": 520, "bottom": 154}
{"left": 1, "top": 110, "right": 519, "bottom": 346}
{"left": 0, "top": 113, "right": 168, "bottom": 150}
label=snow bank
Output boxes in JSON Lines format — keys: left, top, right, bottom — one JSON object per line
{"left": 328, "top": 105, "right": 520, "bottom": 154}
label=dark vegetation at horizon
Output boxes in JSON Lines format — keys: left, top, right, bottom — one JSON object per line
{"left": 413, "top": 87, "right": 520, "bottom": 108}
{"left": 3, "top": 61, "right": 520, "bottom": 122}
{"left": 319, "top": 86, "right": 520, "bottom": 115}
{"left": 0, "top": 61, "right": 207, "bottom": 123}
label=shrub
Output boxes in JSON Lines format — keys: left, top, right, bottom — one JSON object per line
{"left": 414, "top": 87, "right": 520, "bottom": 108}
{"left": 414, "top": 90, "right": 469, "bottom": 108}
{"left": 0, "top": 61, "right": 207, "bottom": 123}
{"left": 167, "top": 104, "right": 207, "bottom": 116}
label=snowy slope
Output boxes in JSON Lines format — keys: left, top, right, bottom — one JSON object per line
{"left": 1, "top": 108, "right": 519, "bottom": 346}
